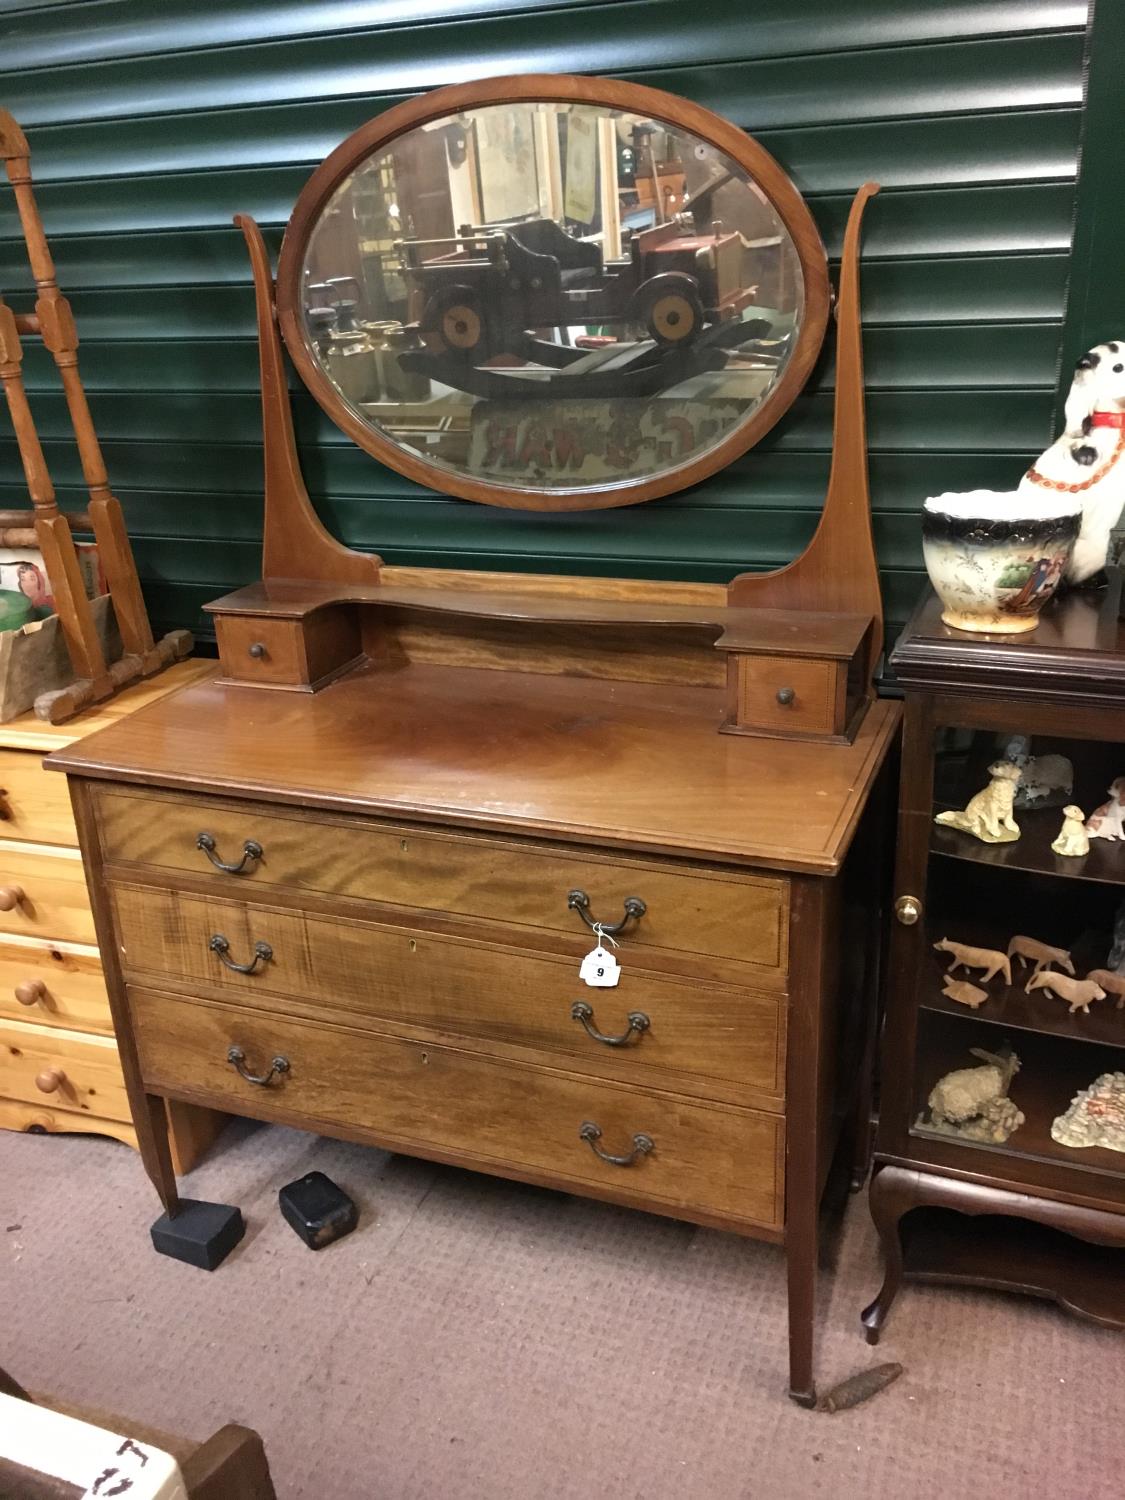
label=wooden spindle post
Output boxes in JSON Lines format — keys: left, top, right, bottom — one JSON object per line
{"left": 1, "top": 107, "right": 157, "bottom": 665}
{"left": 0, "top": 294, "right": 110, "bottom": 687}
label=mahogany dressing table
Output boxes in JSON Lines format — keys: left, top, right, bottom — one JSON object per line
{"left": 47, "top": 75, "right": 900, "bottom": 1404}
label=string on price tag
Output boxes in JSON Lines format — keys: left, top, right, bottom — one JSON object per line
{"left": 579, "top": 923, "right": 621, "bottom": 987}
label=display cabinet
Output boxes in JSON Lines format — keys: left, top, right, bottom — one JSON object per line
{"left": 864, "top": 586, "right": 1125, "bottom": 1338}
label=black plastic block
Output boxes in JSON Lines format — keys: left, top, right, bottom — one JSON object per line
{"left": 278, "top": 1171, "right": 358, "bottom": 1249}
{"left": 150, "top": 1199, "right": 245, "bottom": 1270}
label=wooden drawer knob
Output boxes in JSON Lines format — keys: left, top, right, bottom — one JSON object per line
{"left": 35, "top": 1067, "right": 66, "bottom": 1094}
{"left": 0, "top": 884, "right": 24, "bottom": 911}
{"left": 15, "top": 978, "right": 47, "bottom": 1006}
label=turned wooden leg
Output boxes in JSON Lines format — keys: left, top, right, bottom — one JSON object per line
{"left": 860, "top": 1164, "right": 914, "bottom": 1343}
{"left": 137, "top": 1091, "right": 180, "bottom": 1218}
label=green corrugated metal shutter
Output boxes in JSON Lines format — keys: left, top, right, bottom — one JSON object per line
{"left": 0, "top": 0, "right": 1092, "bottom": 639}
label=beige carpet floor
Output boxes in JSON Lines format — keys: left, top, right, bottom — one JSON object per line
{"left": 2, "top": 1121, "right": 1120, "bottom": 1499}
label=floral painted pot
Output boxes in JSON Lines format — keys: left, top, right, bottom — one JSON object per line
{"left": 922, "top": 489, "right": 1081, "bottom": 634}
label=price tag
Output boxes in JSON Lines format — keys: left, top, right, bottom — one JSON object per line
{"left": 580, "top": 944, "right": 621, "bottom": 987}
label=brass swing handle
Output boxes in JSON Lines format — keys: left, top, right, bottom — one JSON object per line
{"left": 579, "top": 1121, "right": 654, "bottom": 1167}
{"left": 227, "top": 1046, "right": 290, "bottom": 1086}
{"left": 197, "top": 832, "right": 263, "bottom": 875}
{"left": 570, "top": 1000, "right": 650, "bottom": 1047}
{"left": 567, "top": 890, "right": 646, "bottom": 936}
{"left": 209, "top": 934, "right": 273, "bottom": 974}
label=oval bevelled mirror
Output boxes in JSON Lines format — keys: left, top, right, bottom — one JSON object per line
{"left": 276, "top": 76, "right": 830, "bottom": 511}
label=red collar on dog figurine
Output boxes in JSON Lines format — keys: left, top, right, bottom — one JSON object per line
{"left": 1026, "top": 425, "right": 1125, "bottom": 492}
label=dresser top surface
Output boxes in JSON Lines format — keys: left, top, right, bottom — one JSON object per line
{"left": 47, "top": 661, "right": 900, "bottom": 873}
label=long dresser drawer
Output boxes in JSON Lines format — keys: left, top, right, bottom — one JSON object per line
{"left": 0, "top": 841, "right": 95, "bottom": 944}
{"left": 0, "top": 936, "right": 110, "bottom": 1033}
{"left": 110, "top": 882, "right": 786, "bottom": 1107}
{"left": 129, "top": 987, "right": 784, "bottom": 1232}
{"left": 95, "top": 788, "right": 788, "bottom": 981}
{"left": 0, "top": 1016, "right": 131, "bottom": 1123}
{"left": 0, "top": 748, "right": 78, "bottom": 846}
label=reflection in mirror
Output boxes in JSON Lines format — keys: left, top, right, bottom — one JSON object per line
{"left": 300, "top": 102, "right": 806, "bottom": 495}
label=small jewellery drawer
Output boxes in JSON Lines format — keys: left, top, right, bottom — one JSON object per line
{"left": 0, "top": 841, "right": 95, "bottom": 945}
{"left": 0, "top": 1016, "right": 131, "bottom": 1123}
{"left": 0, "top": 749, "right": 78, "bottom": 846}
{"left": 733, "top": 655, "right": 838, "bottom": 738}
{"left": 130, "top": 988, "right": 784, "bottom": 1231}
{"left": 0, "top": 936, "right": 109, "bottom": 1033}
{"left": 110, "top": 883, "right": 786, "bottom": 1106}
{"left": 95, "top": 789, "right": 788, "bottom": 978}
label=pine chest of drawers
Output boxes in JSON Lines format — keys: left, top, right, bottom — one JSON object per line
{"left": 49, "top": 664, "right": 899, "bottom": 1402}
{"left": 0, "top": 660, "right": 223, "bottom": 1169}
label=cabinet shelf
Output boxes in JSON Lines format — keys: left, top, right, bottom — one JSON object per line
{"left": 898, "top": 1210, "right": 1125, "bottom": 1331}
{"left": 911, "top": 1023, "right": 1125, "bottom": 1186}
{"left": 923, "top": 950, "right": 1125, "bottom": 1050}
{"left": 931, "top": 806, "right": 1125, "bottom": 887}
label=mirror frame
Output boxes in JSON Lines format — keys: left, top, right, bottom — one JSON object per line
{"left": 275, "top": 73, "right": 831, "bottom": 513}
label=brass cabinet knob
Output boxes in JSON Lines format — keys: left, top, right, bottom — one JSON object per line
{"left": 0, "top": 884, "right": 24, "bottom": 911}
{"left": 15, "top": 978, "right": 46, "bottom": 1006}
{"left": 894, "top": 895, "right": 923, "bottom": 926}
{"left": 35, "top": 1067, "right": 65, "bottom": 1094}
{"left": 776, "top": 687, "right": 796, "bottom": 706}
{"left": 248, "top": 642, "right": 267, "bottom": 660}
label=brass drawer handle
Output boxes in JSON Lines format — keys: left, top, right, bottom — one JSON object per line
{"left": 579, "top": 1121, "right": 654, "bottom": 1167}
{"left": 197, "top": 832, "right": 263, "bottom": 875}
{"left": 776, "top": 686, "right": 795, "bottom": 706}
{"left": 567, "top": 889, "right": 646, "bottom": 937}
{"left": 209, "top": 934, "right": 273, "bottom": 974}
{"left": 227, "top": 1045, "right": 290, "bottom": 1086}
{"left": 571, "top": 1000, "right": 650, "bottom": 1047}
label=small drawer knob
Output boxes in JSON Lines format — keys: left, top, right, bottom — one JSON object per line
{"left": 248, "top": 642, "right": 268, "bottom": 660}
{"left": 0, "top": 884, "right": 24, "bottom": 911}
{"left": 35, "top": 1067, "right": 65, "bottom": 1094}
{"left": 776, "top": 686, "right": 796, "bottom": 706}
{"left": 15, "top": 978, "right": 47, "bottom": 1006}
{"left": 895, "top": 895, "right": 923, "bottom": 926}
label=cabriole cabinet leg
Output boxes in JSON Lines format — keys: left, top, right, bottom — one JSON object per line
{"left": 860, "top": 1164, "right": 914, "bottom": 1344}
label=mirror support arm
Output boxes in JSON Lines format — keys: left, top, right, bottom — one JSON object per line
{"left": 235, "top": 213, "right": 382, "bottom": 586}
{"left": 727, "top": 182, "right": 883, "bottom": 688}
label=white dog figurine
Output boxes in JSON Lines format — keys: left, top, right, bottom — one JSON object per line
{"left": 1086, "top": 778, "right": 1125, "bottom": 841}
{"left": 1051, "top": 805, "right": 1089, "bottom": 857}
{"left": 1019, "top": 340, "right": 1125, "bottom": 583}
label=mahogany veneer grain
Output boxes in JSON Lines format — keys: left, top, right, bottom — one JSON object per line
{"left": 50, "top": 664, "right": 899, "bottom": 875}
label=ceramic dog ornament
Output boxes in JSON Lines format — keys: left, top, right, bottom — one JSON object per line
{"left": 1020, "top": 341, "right": 1125, "bottom": 584}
